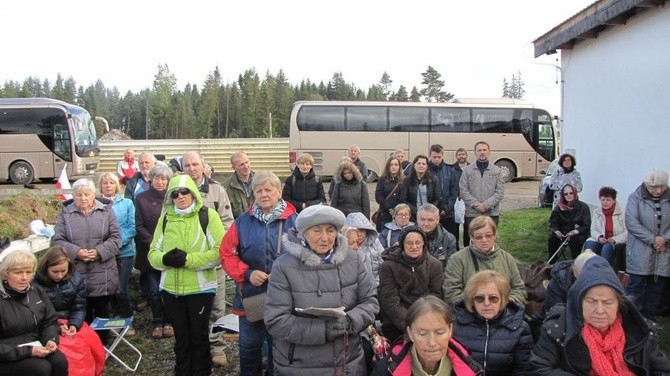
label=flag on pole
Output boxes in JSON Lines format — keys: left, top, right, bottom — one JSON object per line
{"left": 55, "top": 164, "right": 72, "bottom": 201}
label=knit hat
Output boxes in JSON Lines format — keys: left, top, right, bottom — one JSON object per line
{"left": 295, "top": 205, "right": 345, "bottom": 234}
{"left": 398, "top": 225, "right": 427, "bottom": 249}
{"left": 643, "top": 169, "right": 669, "bottom": 187}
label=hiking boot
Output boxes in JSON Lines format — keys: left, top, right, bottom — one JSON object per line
{"left": 152, "top": 327, "right": 163, "bottom": 339}
{"left": 212, "top": 352, "right": 228, "bottom": 367}
{"left": 162, "top": 325, "right": 174, "bottom": 338}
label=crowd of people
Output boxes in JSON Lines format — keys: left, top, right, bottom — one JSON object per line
{"left": 0, "top": 144, "right": 668, "bottom": 376}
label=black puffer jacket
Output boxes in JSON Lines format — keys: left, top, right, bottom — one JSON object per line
{"left": 400, "top": 174, "right": 442, "bottom": 221}
{"left": 33, "top": 271, "right": 87, "bottom": 330}
{"left": 527, "top": 256, "right": 670, "bottom": 375}
{"left": 0, "top": 283, "right": 60, "bottom": 361}
{"left": 281, "top": 167, "right": 326, "bottom": 213}
{"left": 375, "top": 176, "right": 403, "bottom": 230}
{"left": 453, "top": 300, "right": 532, "bottom": 376}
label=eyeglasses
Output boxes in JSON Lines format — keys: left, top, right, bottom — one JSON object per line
{"left": 472, "top": 234, "right": 495, "bottom": 241}
{"left": 170, "top": 188, "right": 191, "bottom": 199}
{"left": 473, "top": 295, "right": 500, "bottom": 304}
{"left": 404, "top": 241, "right": 424, "bottom": 248}
{"left": 563, "top": 192, "right": 575, "bottom": 197}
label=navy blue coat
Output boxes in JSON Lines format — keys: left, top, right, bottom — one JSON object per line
{"left": 33, "top": 271, "right": 87, "bottom": 330}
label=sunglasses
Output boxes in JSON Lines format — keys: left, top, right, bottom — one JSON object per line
{"left": 563, "top": 192, "right": 575, "bottom": 196}
{"left": 170, "top": 188, "right": 191, "bottom": 199}
{"left": 473, "top": 294, "right": 500, "bottom": 304}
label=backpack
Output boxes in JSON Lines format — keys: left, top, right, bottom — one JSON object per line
{"left": 519, "top": 261, "right": 552, "bottom": 315}
{"left": 162, "top": 206, "right": 210, "bottom": 236}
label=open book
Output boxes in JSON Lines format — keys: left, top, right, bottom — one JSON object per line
{"left": 294, "top": 306, "right": 346, "bottom": 319}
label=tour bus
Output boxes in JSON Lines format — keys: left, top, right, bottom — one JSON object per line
{"left": 0, "top": 98, "right": 104, "bottom": 184}
{"left": 288, "top": 99, "right": 557, "bottom": 183}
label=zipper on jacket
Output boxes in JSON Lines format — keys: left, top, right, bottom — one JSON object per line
{"left": 483, "top": 320, "right": 490, "bottom": 374}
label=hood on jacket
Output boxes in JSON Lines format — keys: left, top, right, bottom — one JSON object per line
{"left": 565, "top": 256, "right": 626, "bottom": 341}
{"left": 282, "top": 227, "right": 349, "bottom": 268}
{"left": 345, "top": 212, "right": 378, "bottom": 241}
{"left": 334, "top": 160, "right": 362, "bottom": 184}
{"left": 163, "top": 174, "right": 204, "bottom": 211}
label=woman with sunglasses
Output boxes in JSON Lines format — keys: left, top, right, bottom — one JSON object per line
{"left": 547, "top": 184, "right": 591, "bottom": 261}
{"left": 378, "top": 225, "right": 444, "bottom": 343}
{"left": 453, "top": 270, "right": 532, "bottom": 376}
{"left": 148, "top": 175, "right": 225, "bottom": 376}
{"left": 443, "top": 216, "right": 526, "bottom": 305}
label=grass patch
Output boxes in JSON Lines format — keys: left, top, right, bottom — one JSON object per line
{"left": 497, "top": 207, "right": 551, "bottom": 264}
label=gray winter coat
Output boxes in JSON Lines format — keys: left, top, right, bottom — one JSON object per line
{"left": 264, "top": 229, "right": 379, "bottom": 376}
{"left": 345, "top": 212, "right": 385, "bottom": 288}
{"left": 53, "top": 198, "right": 121, "bottom": 297}
{"left": 459, "top": 162, "right": 505, "bottom": 218}
{"left": 625, "top": 184, "right": 670, "bottom": 277}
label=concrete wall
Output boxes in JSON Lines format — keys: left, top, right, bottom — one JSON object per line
{"left": 560, "top": 6, "right": 670, "bottom": 207}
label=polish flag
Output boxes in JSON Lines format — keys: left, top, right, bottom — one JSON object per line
{"left": 55, "top": 164, "right": 72, "bottom": 201}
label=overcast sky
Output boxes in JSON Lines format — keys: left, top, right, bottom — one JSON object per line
{"left": 1, "top": 0, "right": 593, "bottom": 115}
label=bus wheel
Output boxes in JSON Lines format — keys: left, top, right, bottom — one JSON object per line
{"left": 495, "top": 160, "right": 515, "bottom": 184}
{"left": 9, "top": 161, "right": 34, "bottom": 185}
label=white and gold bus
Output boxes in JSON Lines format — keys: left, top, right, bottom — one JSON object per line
{"left": 288, "top": 99, "right": 557, "bottom": 183}
{"left": 0, "top": 98, "right": 104, "bottom": 184}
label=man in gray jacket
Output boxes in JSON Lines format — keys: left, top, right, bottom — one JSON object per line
{"left": 459, "top": 141, "right": 505, "bottom": 246}
{"left": 417, "top": 203, "right": 458, "bottom": 269}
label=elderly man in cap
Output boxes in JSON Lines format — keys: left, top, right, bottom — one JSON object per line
{"left": 625, "top": 169, "right": 670, "bottom": 320}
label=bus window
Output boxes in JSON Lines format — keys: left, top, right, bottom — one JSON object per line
{"left": 472, "top": 108, "right": 516, "bottom": 133}
{"left": 389, "top": 107, "right": 429, "bottom": 132}
{"left": 347, "top": 106, "right": 386, "bottom": 131}
{"left": 431, "top": 108, "right": 470, "bottom": 132}
{"left": 297, "top": 106, "right": 345, "bottom": 131}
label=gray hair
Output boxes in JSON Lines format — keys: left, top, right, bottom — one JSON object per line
{"left": 138, "top": 152, "right": 157, "bottom": 163}
{"left": 572, "top": 249, "right": 597, "bottom": 277}
{"left": 417, "top": 203, "right": 440, "bottom": 216}
{"left": 72, "top": 178, "right": 96, "bottom": 194}
{"left": 251, "top": 170, "right": 281, "bottom": 191}
{"left": 149, "top": 165, "right": 174, "bottom": 180}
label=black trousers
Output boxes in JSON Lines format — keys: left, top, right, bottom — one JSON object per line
{"left": 86, "top": 295, "right": 112, "bottom": 344}
{"left": 547, "top": 233, "right": 586, "bottom": 262}
{"left": 162, "top": 291, "right": 214, "bottom": 376}
{"left": 441, "top": 216, "right": 460, "bottom": 249}
{"left": 2, "top": 349, "right": 68, "bottom": 376}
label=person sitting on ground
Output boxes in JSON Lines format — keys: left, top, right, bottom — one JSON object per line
{"left": 547, "top": 184, "right": 591, "bottom": 262}
{"left": 282, "top": 153, "right": 326, "bottom": 213}
{"left": 33, "top": 246, "right": 105, "bottom": 376}
{"left": 443, "top": 216, "right": 526, "bottom": 305}
{"left": 345, "top": 212, "right": 385, "bottom": 288}
{"left": 584, "top": 186, "right": 627, "bottom": 270}
{"left": 372, "top": 295, "right": 483, "bottom": 376}
{"left": 527, "top": 256, "right": 670, "bottom": 375}
{"left": 330, "top": 160, "right": 370, "bottom": 217}
{"left": 453, "top": 270, "right": 532, "bottom": 376}
{"left": 378, "top": 225, "right": 444, "bottom": 343}
{"left": 417, "top": 203, "right": 457, "bottom": 269}
{"left": 378, "top": 203, "right": 414, "bottom": 249}
{"left": 0, "top": 249, "right": 68, "bottom": 376}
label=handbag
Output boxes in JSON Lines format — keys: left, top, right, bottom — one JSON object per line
{"left": 372, "top": 180, "right": 401, "bottom": 226}
{"left": 242, "top": 292, "right": 267, "bottom": 322}
{"left": 241, "top": 221, "right": 283, "bottom": 323}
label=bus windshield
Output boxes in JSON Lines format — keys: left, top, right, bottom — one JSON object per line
{"left": 70, "top": 106, "right": 99, "bottom": 157}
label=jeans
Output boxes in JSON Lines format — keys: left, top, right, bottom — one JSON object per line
{"left": 140, "top": 270, "right": 169, "bottom": 327}
{"left": 239, "top": 315, "right": 273, "bottom": 376}
{"left": 626, "top": 274, "right": 668, "bottom": 320}
{"left": 162, "top": 291, "right": 214, "bottom": 376}
{"left": 111, "top": 256, "right": 134, "bottom": 318}
{"left": 584, "top": 240, "right": 626, "bottom": 270}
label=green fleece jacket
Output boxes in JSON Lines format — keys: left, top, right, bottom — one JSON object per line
{"left": 443, "top": 245, "right": 527, "bottom": 305}
{"left": 148, "top": 174, "right": 225, "bottom": 295}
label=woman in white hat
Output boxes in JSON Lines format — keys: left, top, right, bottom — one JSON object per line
{"left": 264, "top": 205, "right": 379, "bottom": 375}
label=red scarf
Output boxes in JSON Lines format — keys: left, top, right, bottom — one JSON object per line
{"left": 121, "top": 157, "right": 137, "bottom": 180}
{"left": 602, "top": 204, "right": 615, "bottom": 239}
{"left": 582, "top": 314, "right": 634, "bottom": 376}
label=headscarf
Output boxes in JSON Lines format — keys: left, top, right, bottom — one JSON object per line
{"left": 557, "top": 184, "right": 579, "bottom": 211}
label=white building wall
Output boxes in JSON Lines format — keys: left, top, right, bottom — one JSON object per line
{"left": 560, "top": 6, "right": 670, "bottom": 208}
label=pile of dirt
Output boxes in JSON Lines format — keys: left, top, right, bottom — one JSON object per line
{"left": 0, "top": 192, "right": 61, "bottom": 239}
{"left": 99, "top": 129, "right": 132, "bottom": 140}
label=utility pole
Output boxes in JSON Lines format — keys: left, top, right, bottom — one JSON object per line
{"left": 268, "top": 112, "right": 272, "bottom": 138}
{"left": 145, "top": 92, "right": 149, "bottom": 140}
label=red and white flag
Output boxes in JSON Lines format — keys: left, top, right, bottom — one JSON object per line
{"left": 55, "top": 164, "right": 72, "bottom": 201}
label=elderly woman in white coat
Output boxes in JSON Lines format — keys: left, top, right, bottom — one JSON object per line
{"left": 264, "top": 205, "right": 379, "bottom": 375}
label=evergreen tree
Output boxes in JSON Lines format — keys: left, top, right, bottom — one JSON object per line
{"left": 410, "top": 86, "right": 421, "bottom": 102}
{"left": 150, "top": 64, "right": 178, "bottom": 139}
{"left": 394, "top": 85, "right": 409, "bottom": 102}
{"left": 501, "top": 78, "right": 510, "bottom": 98}
{"left": 419, "top": 66, "right": 453, "bottom": 102}
{"left": 199, "top": 66, "right": 222, "bottom": 138}
{"left": 379, "top": 72, "right": 393, "bottom": 100}
{"left": 366, "top": 84, "right": 385, "bottom": 101}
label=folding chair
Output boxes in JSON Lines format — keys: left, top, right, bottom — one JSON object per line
{"left": 548, "top": 235, "right": 571, "bottom": 264}
{"left": 91, "top": 317, "right": 142, "bottom": 372}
